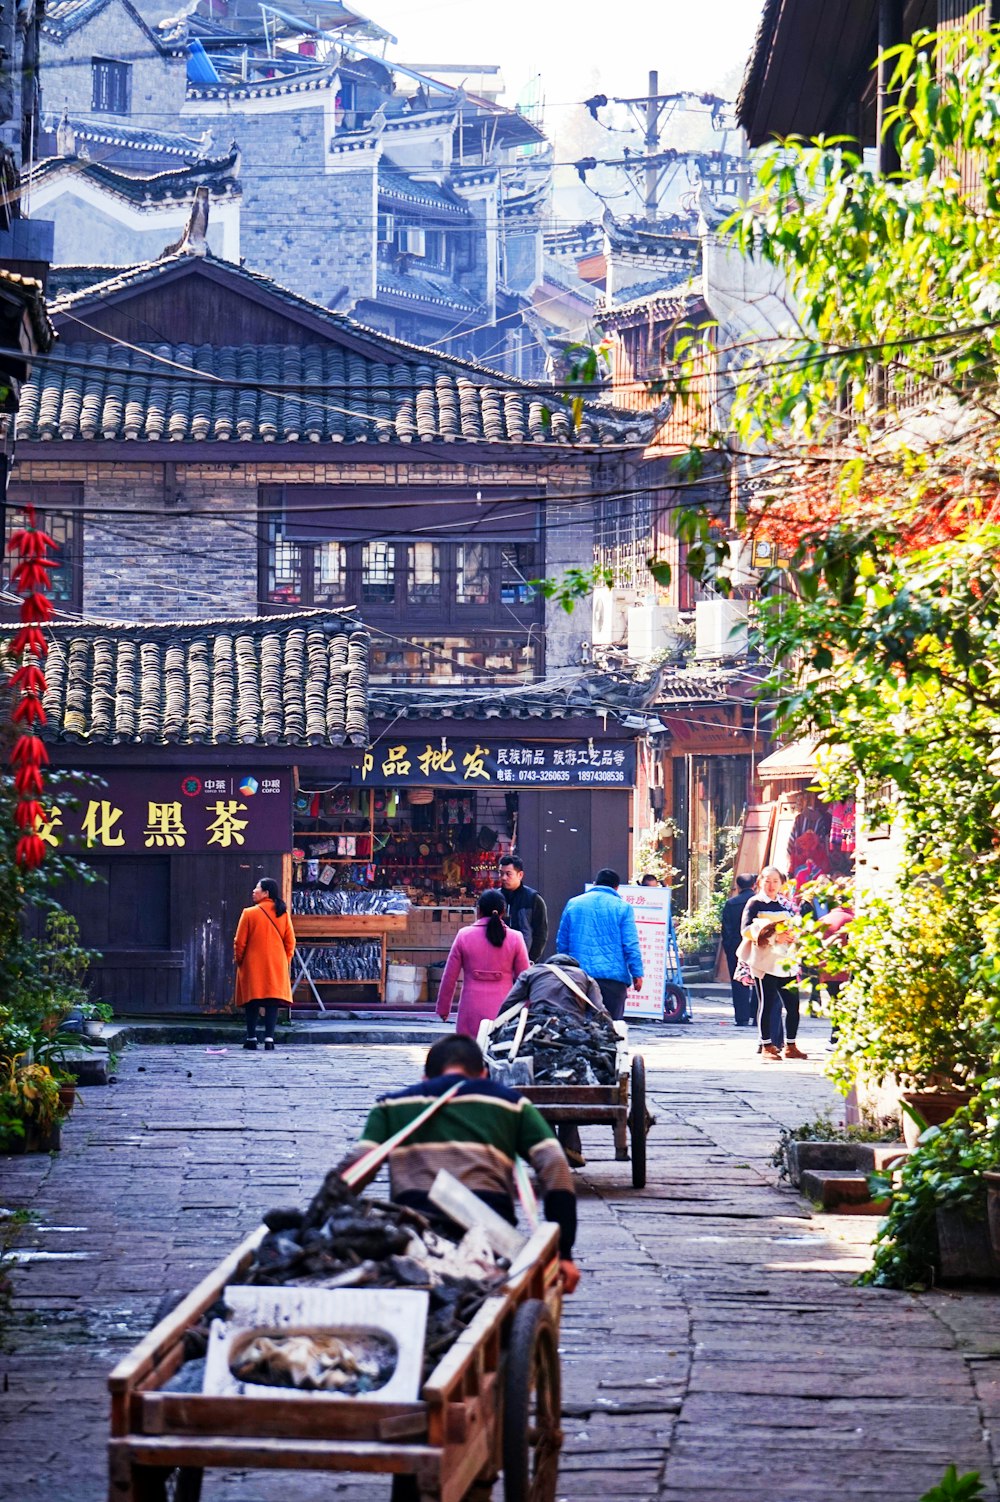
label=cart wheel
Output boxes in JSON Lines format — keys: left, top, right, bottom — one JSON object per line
{"left": 502, "top": 1299, "right": 561, "bottom": 1502}
{"left": 630, "top": 1055, "right": 647, "bottom": 1190}
{"left": 663, "top": 984, "right": 687, "bottom": 1023}
{"left": 138, "top": 1296, "right": 203, "bottom": 1502}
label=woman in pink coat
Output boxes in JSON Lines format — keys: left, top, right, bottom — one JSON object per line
{"left": 436, "top": 889, "right": 530, "bottom": 1038}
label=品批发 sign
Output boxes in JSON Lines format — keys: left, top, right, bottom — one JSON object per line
{"left": 37, "top": 770, "right": 292, "bottom": 855}
{"left": 354, "top": 740, "right": 636, "bottom": 787}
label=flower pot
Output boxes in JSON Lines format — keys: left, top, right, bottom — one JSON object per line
{"left": 0, "top": 1122, "right": 61, "bottom": 1155}
{"left": 936, "top": 1200, "right": 1000, "bottom": 1283}
{"left": 81, "top": 1019, "right": 104, "bottom": 1041}
{"left": 58, "top": 1084, "right": 76, "bottom": 1115}
{"left": 900, "top": 1089, "right": 974, "bottom": 1148}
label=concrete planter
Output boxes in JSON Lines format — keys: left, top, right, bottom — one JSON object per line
{"left": 0, "top": 1121, "right": 62, "bottom": 1154}
{"left": 936, "top": 1199, "right": 1000, "bottom": 1283}
{"left": 983, "top": 1172, "right": 1000, "bottom": 1261}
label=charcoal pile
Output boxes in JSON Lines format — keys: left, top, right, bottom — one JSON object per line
{"left": 163, "top": 1173, "right": 507, "bottom": 1391}
{"left": 486, "top": 999, "right": 620, "bottom": 1085}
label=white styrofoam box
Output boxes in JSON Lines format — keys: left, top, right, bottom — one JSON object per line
{"left": 388, "top": 963, "right": 419, "bottom": 983}
{"left": 204, "top": 1286, "right": 429, "bottom": 1403}
{"left": 386, "top": 979, "right": 425, "bottom": 1005}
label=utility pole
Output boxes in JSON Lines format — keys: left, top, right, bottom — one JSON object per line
{"left": 644, "top": 69, "right": 659, "bottom": 223}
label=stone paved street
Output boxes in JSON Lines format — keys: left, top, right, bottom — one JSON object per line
{"left": 4, "top": 994, "right": 1000, "bottom": 1501}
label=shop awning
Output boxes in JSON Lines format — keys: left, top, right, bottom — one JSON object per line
{"left": 756, "top": 737, "right": 819, "bottom": 780}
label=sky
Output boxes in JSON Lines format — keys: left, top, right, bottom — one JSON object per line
{"left": 369, "top": 0, "right": 762, "bottom": 120}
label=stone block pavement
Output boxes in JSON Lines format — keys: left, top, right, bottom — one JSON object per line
{"left": 4, "top": 992, "right": 1000, "bottom": 1501}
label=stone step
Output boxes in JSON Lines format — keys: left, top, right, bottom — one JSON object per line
{"left": 798, "top": 1168, "right": 890, "bottom": 1214}
{"left": 786, "top": 1138, "right": 909, "bottom": 1185}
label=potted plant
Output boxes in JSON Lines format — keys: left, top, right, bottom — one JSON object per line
{"left": 0, "top": 1053, "right": 68, "bottom": 1154}
{"left": 826, "top": 880, "right": 986, "bottom": 1143}
{"left": 78, "top": 1001, "right": 114, "bottom": 1040}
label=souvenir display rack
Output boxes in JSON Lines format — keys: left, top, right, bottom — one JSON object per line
{"left": 290, "top": 784, "right": 515, "bottom": 1007}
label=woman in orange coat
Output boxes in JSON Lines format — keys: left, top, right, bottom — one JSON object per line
{"left": 233, "top": 877, "right": 295, "bottom": 1052}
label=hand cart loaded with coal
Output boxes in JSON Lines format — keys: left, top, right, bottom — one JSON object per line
{"left": 107, "top": 1104, "right": 566, "bottom": 1502}
{"left": 478, "top": 977, "right": 654, "bottom": 1189}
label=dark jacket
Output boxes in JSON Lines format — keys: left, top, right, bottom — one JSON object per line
{"left": 502, "top": 954, "right": 606, "bottom": 1017}
{"left": 504, "top": 882, "right": 549, "bottom": 962}
{"left": 720, "top": 889, "right": 753, "bottom": 957}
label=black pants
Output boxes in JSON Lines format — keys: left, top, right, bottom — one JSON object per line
{"left": 755, "top": 976, "right": 798, "bottom": 1048}
{"left": 595, "top": 977, "right": 628, "bottom": 1021}
{"left": 724, "top": 947, "right": 754, "bottom": 1024}
{"left": 243, "top": 999, "right": 280, "bottom": 1038}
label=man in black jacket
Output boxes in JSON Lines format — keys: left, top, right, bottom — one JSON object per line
{"left": 721, "top": 873, "right": 757, "bottom": 1026}
{"left": 499, "top": 855, "right": 548, "bottom": 961}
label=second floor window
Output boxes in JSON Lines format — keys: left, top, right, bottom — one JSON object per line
{"left": 92, "top": 58, "right": 131, "bottom": 115}
{"left": 3, "top": 494, "right": 82, "bottom": 618}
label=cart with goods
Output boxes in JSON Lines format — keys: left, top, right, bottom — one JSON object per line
{"left": 479, "top": 1002, "right": 653, "bottom": 1190}
{"left": 108, "top": 1157, "right": 564, "bottom": 1502}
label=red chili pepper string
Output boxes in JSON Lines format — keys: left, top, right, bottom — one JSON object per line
{"left": 6, "top": 504, "right": 54, "bottom": 869}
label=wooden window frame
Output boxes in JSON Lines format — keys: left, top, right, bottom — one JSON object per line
{"left": 3, "top": 484, "right": 83, "bottom": 618}
{"left": 92, "top": 56, "right": 132, "bottom": 115}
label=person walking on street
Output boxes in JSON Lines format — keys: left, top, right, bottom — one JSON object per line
{"left": 501, "top": 951, "right": 606, "bottom": 1168}
{"left": 233, "top": 876, "right": 295, "bottom": 1051}
{"left": 555, "top": 868, "right": 643, "bottom": 1021}
{"left": 721, "top": 873, "right": 757, "bottom": 1026}
{"left": 498, "top": 855, "right": 549, "bottom": 961}
{"left": 740, "top": 866, "right": 805, "bottom": 1061}
{"left": 436, "top": 889, "right": 530, "bottom": 1038}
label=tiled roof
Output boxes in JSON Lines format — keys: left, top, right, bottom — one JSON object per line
{"left": 0, "top": 270, "right": 55, "bottom": 351}
{"left": 373, "top": 262, "right": 481, "bottom": 314}
{"left": 24, "top": 257, "right": 647, "bottom": 447}
{"left": 29, "top": 153, "right": 241, "bottom": 206}
{"left": 369, "top": 671, "right": 658, "bottom": 722}
{"left": 41, "top": 610, "right": 369, "bottom": 746}
{"left": 41, "top": 112, "right": 208, "bottom": 159}
{"left": 42, "top": 0, "right": 182, "bottom": 48}
{"left": 377, "top": 166, "right": 470, "bottom": 218}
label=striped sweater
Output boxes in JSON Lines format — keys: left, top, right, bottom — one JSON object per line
{"left": 339, "top": 1073, "right": 577, "bottom": 1256}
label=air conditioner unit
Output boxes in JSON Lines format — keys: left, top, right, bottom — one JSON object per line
{"left": 396, "top": 227, "right": 426, "bottom": 257}
{"left": 377, "top": 211, "right": 396, "bottom": 244}
{"left": 591, "top": 587, "right": 639, "bottom": 646}
{"left": 627, "top": 603, "right": 679, "bottom": 662}
{"left": 718, "top": 539, "right": 756, "bottom": 591}
{"left": 694, "top": 599, "right": 748, "bottom": 660}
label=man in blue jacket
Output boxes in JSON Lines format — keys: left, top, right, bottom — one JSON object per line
{"left": 555, "top": 868, "right": 643, "bottom": 1021}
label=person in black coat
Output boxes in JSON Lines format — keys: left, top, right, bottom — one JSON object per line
{"left": 499, "top": 855, "right": 549, "bottom": 961}
{"left": 720, "top": 873, "right": 757, "bottom": 1026}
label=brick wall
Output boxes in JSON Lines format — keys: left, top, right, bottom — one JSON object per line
{"left": 42, "top": 6, "right": 188, "bottom": 122}
{"left": 185, "top": 106, "right": 376, "bottom": 308}
{"left": 14, "top": 455, "right": 600, "bottom": 672}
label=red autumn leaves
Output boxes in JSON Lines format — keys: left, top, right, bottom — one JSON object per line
{"left": 6, "top": 507, "right": 55, "bottom": 868}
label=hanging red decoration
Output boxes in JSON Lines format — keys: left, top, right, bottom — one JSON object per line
{"left": 6, "top": 504, "right": 55, "bottom": 869}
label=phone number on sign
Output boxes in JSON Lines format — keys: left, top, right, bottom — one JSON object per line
{"left": 496, "top": 769, "right": 628, "bottom": 784}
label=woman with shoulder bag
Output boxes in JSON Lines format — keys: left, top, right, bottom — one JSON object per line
{"left": 739, "top": 866, "right": 804, "bottom": 1062}
{"left": 233, "top": 877, "right": 296, "bottom": 1052}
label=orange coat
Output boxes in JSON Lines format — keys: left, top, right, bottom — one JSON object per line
{"left": 234, "top": 900, "right": 296, "bottom": 1005}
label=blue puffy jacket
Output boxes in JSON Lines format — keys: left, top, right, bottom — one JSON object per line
{"left": 555, "top": 885, "right": 643, "bottom": 985}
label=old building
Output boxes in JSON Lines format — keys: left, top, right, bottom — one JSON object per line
{"left": 32, "top": 0, "right": 553, "bottom": 372}
{"left": 6, "top": 244, "right": 658, "bottom": 1009}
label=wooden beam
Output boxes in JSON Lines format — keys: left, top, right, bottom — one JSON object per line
{"left": 877, "top": 0, "right": 905, "bottom": 174}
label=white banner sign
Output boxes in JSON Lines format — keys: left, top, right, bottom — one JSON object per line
{"left": 619, "top": 884, "right": 673, "bottom": 1020}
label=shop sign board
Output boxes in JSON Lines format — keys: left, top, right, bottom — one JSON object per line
{"left": 38, "top": 770, "right": 292, "bottom": 855}
{"left": 355, "top": 740, "right": 636, "bottom": 788}
{"left": 618, "top": 883, "right": 674, "bottom": 1021}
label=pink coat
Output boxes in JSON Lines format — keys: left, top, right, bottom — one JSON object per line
{"left": 436, "top": 918, "right": 530, "bottom": 1038}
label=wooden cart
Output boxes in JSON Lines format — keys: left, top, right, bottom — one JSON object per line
{"left": 107, "top": 1222, "right": 564, "bottom": 1502}
{"left": 521, "top": 1052, "right": 651, "bottom": 1190}
{"left": 480, "top": 1018, "right": 652, "bottom": 1190}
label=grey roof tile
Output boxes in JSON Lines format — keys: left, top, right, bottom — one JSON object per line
{"left": 41, "top": 610, "right": 369, "bottom": 746}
